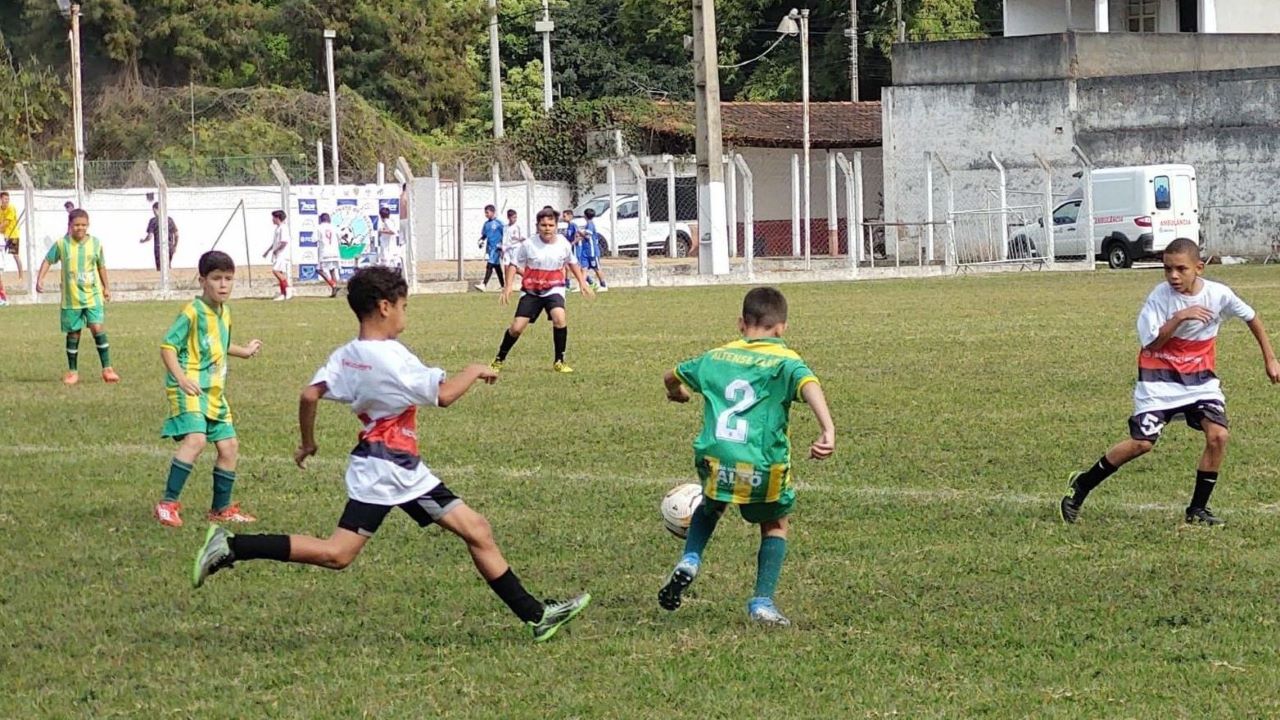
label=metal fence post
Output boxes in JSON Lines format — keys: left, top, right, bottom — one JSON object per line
{"left": 625, "top": 155, "right": 648, "bottom": 285}
{"left": 269, "top": 159, "right": 293, "bottom": 291}
{"left": 827, "top": 153, "right": 838, "bottom": 259}
{"left": 456, "top": 162, "right": 465, "bottom": 281}
{"left": 835, "top": 153, "right": 858, "bottom": 278}
{"left": 990, "top": 152, "right": 1008, "bottom": 261}
{"left": 491, "top": 161, "right": 502, "bottom": 212}
{"left": 853, "top": 151, "right": 866, "bottom": 268}
{"left": 924, "top": 151, "right": 934, "bottom": 265}
{"left": 13, "top": 163, "right": 38, "bottom": 300}
{"left": 733, "top": 153, "right": 754, "bottom": 280}
{"left": 317, "top": 139, "right": 325, "bottom": 186}
{"left": 726, "top": 154, "right": 737, "bottom": 259}
{"left": 790, "top": 153, "right": 801, "bottom": 257}
{"left": 1034, "top": 153, "right": 1054, "bottom": 266}
{"left": 395, "top": 157, "right": 418, "bottom": 290}
{"left": 607, "top": 161, "right": 619, "bottom": 257}
{"left": 519, "top": 161, "right": 535, "bottom": 242}
{"left": 936, "top": 154, "right": 956, "bottom": 267}
{"left": 665, "top": 155, "right": 677, "bottom": 257}
{"left": 1073, "top": 145, "right": 1094, "bottom": 269}
{"left": 146, "top": 161, "right": 171, "bottom": 295}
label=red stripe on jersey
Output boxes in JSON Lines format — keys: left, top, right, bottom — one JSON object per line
{"left": 359, "top": 407, "right": 419, "bottom": 456}
{"left": 1138, "top": 336, "right": 1216, "bottom": 374}
{"left": 522, "top": 267, "right": 566, "bottom": 293}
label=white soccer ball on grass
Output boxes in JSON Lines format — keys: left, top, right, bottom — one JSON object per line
{"left": 660, "top": 483, "right": 704, "bottom": 539}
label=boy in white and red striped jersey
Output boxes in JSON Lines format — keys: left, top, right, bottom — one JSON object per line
{"left": 191, "top": 266, "right": 590, "bottom": 642}
{"left": 490, "top": 206, "right": 595, "bottom": 374}
{"left": 1061, "top": 238, "right": 1280, "bottom": 526}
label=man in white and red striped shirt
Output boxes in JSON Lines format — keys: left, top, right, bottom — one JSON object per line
{"left": 1061, "top": 238, "right": 1280, "bottom": 526}
{"left": 490, "top": 206, "right": 595, "bottom": 374}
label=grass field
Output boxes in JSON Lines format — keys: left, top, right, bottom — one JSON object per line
{"left": 4, "top": 266, "right": 1280, "bottom": 718}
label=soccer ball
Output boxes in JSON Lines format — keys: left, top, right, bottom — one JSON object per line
{"left": 660, "top": 483, "right": 704, "bottom": 539}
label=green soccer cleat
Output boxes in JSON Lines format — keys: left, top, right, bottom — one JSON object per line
{"left": 192, "top": 524, "right": 235, "bottom": 588}
{"left": 552, "top": 361, "right": 574, "bottom": 374}
{"left": 529, "top": 593, "right": 591, "bottom": 642}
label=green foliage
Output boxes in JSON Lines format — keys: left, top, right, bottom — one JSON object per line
{"left": 0, "top": 51, "right": 69, "bottom": 165}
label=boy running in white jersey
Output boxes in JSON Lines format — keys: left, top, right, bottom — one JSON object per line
{"left": 315, "top": 213, "right": 341, "bottom": 297}
{"left": 1060, "top": 238, "right": 1280, "bottom": 526}
{"left": 501, "top": 208, "right": 525, "bottom": 269}
{"left": 192, "top": 266, "right": 590, "bottom": 641}
{"left": 490, "top": 207, "right": 594, "bottom": 374}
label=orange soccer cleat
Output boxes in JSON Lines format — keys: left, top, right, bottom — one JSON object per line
{"left": 63, "top": 371, "right": 79, "bottom": 385}
{"left": 154, "top": 500, "right": 184, "bottom": 528}
{"left": 207, "top": 503, "right": 257, "bottom": 523}
{"left": 101, "top": 367, "right": 121, "bottom": 383}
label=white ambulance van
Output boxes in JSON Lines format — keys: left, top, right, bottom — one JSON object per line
{"left": 1011, "top": 164, "right": 1199, "bottom": 269}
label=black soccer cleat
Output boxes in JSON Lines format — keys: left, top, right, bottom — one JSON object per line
{"left": 1060, "top": 495, "right": 1081, "bottom": 524}
{"left": 1059, "top": 472, "right": 1083, "bottom": 524}
{"left": 658, "top": 562, "right": 698, "bottom": 612}
{"left": 1185, "top": 506, "right": 1225, "bottom": 526}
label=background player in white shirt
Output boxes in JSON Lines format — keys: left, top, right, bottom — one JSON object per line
{"left": 376, "top": 206, "right": 402, "bottom": 271}
{"left": 501, "top": 208, "right": 525, "bottom": 269}
{"left": 1061, "top": 239, "right": 1280, "bottom": 526}
{"left": 315, "top": 212, "right": 341, "bottom": 297}
{"left": 262, "top": 210, "right": 292, "bottom": 301}
{"left": 192, "top": 266, "right": 591, "bottom": 642}
{"left": 490, "top": 207, "right": 594, "bottom": 374}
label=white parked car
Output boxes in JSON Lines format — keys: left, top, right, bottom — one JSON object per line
{"left": 1011, "top": 164, "right": 1200, "bottom": 268}
{"left": 574, "top": 194, "right": 694, "bottom": 257}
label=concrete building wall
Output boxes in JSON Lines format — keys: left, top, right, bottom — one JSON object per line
{"left": 1216, "top": 4, "right": 1280, "bottom": 32}
{"left": 885, "top": 42, "right": 1280, "bottom": 255}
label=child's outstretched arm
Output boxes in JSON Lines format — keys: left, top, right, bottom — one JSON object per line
{"left": 437, "top": 364, "right": 498, "bottom": 407}
{"left": 1245, "top": 315, "right": 1280, "bottom": 383}
{"left": 295, "top": 382, "right": 326, "bottom": 468}
{"left": 801, "top": 382, "right": 836, "bottom": 459}
{"left": 663, "top": 370, "right": 690, "bottom": 403}
{"left": 229, "top": 339, "right": 263, "bottom": 359}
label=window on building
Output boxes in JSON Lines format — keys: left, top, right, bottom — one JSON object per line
{"left": 1128, "top": 0, "right": 1159, "bottom": 32}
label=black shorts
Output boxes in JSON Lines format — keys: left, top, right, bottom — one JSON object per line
{"left": 338, "top": 483, "right": 462, "bottom": 537}
{"left": 515, "top": 292, "right": 565, "bottom": 323}
{"left": 1128, "top": 400, "right": 1228, "bottom": 443}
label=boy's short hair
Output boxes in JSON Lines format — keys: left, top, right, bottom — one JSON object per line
{"left": 484, "top": 204, "right": 496, "bottom": 213}
{"left": 0, "top": 191, "right": 9, "bottom": 199}
{"left": 535, "top": 207, "right": 558, "bottom": 224}
{"left": 64, "top": 201, "right": 75, "bottom": 211}
{"left": 319, "top": 212, "right": 331, "bottom": 223}
{"left": 198, "top": 250, "right": 235, "bottom": 276}
{"left": 742, "top": 286, "right": 788, "bottom": 328}
{"left": 347, "top": 266, "right": 408, "bottom": 319}
{"left": 1165, "top": 237, "right": 1201, "bottom": 260}
{"left": 271, "top": 210, "right": 286, "bottom": 221}
{"left": 68, "top": 208, "right": 89, "bottom": 223}
{"left": 584, "top": 208, "right": 596, "bottom": 219}
{"left": 379, "top": 206, "right": 391, "bottom": 218}
{"left": 507, "top": 209, "right": 517, "bottom": 217}
{"left": 152, "top": 201, "right": 161, "bottom": 210}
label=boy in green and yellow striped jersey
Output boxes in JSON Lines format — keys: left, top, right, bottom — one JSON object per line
{"left": 658, "top": 287, "right": 836, "bottom": 627}
{"left": 35, "top": 209, "right": 118, "bottom": 384}
{"left": 153, "top": 251, "right": 263, "bottom": 528}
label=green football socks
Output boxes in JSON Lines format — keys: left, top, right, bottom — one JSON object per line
{"left": 65, "top": 333, "right": 79, "bottom": 371}
{"left": 163, "top": 459, "right": 194, "bottom": 502}
{"left": 92, "top": 331, "right": 111, "bottom": 368}
{"left": 212, "top": 467, "right": 237, "bottom": 511}
{"left": 682, "top": 503, "right": 722, "bottom": 559}
{"left": 753, "top": 536, "right": 788, "bottom": 600}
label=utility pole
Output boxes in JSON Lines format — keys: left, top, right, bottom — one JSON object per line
{"left": 69, "top": 3, "right": 85, "bottom": 206}
{"left": 692, "top": 0, "right": 729, "bottom": 275}
{"left": 800, "top": 8, "right": 811, "bottom": 267}
{"left": 896, "top": 0, "right": 905, "bottom": 42}
{"left": 489, "top": 0, "right": 504, "bottom": 138}
{"left": 323, "top": 29, "right": 339, "bottom": 185}
{"left": 536, "top": 0, "right": 555, "bottom": 112}
{"left": 845, "top": 0, "right": 859, "bottom": 101}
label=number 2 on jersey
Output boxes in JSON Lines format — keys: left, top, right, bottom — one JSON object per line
{"left": 715, "top": 379, "right": 756, "bottom": 443}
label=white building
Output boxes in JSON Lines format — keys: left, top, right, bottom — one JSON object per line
{"left": 1005, "top": 0, "right": 1280, "bottom": 35}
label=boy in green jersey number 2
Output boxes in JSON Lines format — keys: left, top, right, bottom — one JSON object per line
{"left": 35, "top": 209, "right": 119, "bottom": 385}
{"left": 658, "top": 287, "right": 835, "bottom": 626}
{"left": 153, "top": 251, "right": 263, "bottom": 528}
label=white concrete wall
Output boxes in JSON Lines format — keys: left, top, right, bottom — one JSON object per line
{"left": 1006, "top": 0, "right": 1070, "bottom": 36}
{"left": 1216, "top": 4, "right": 1280, "bottom": 32}
{"left": 732, "top": 147, "right": 883, "bottom": 224}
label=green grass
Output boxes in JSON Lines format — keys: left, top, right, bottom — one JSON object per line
{"left": 4, "top": 267, "right": 1280, "bottom": 718}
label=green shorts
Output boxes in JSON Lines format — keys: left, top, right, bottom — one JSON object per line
{"left": 706, "top": 486, "right": 796, "bottom": 524}
{"left": 162, "top": 412, "right": 236, "bottom": 442}
{"left": 60, "top": 305, "right": 105, "bottom": 333}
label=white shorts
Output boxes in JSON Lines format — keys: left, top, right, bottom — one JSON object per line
{"left": 319, "top": 259, "right": 340, "bottom": 273}
{"left": 271, "top": 256, "right": 291, "bottom": 274}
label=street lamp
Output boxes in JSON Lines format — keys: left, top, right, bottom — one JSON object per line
{"left": 55, "top": 0, "right": 85, "bottom": 206}
{"left": 777, "top": 8, "right": 810, "bottom": 265}
{"left": 323, "top": 29, "right": 339, "bottom": 187}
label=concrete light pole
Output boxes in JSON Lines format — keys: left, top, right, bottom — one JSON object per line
{"left": 323, "top": 29, "right": 340, "bottom": 186}
{"left": 692, "top": 0, "right": 729, "bottom": 275}
{"left": 536, "top": 0, "right": 555, "bottom": 112}
{"left": 55, "top": 0, "right": 85, "bottom": 205}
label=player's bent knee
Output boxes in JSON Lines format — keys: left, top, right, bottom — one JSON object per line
{"left": 1206, "top": 426, "right": 1229, "bottom": 448}
{"left": 181, "top": 434, "right": 208, "bottom": 452}
{"left": 1131, "top": 439, "right": 1155, "bottom": 456}
{"left": 216, "top": 437, "right": 240, "bottom": 459}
